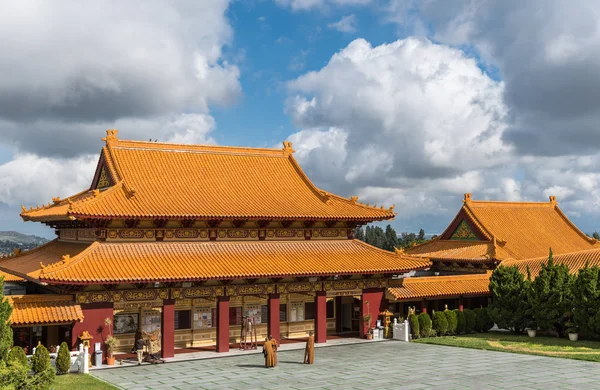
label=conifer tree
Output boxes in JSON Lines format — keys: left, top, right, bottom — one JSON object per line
{"left": 0, "top": 277, "right": 12, "bottom": 361}
{"left": 489, "top": 265, "right": 531, "bottom": 334}
{"left": 354, "top": 227, "right": 365, "bottom": 241}
{"left": 529, "top": 248, "right": 572, "bottom": 332}
{"left": 383, "top": 225, "right": 399, "bottom": 251}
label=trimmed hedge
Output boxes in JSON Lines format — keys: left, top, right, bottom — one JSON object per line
{"left": 445, "top": 309, "right": 458, "bottom": 334}
{"left": 408, "top": 313, "right": 419, "bottom": 339}
{"left": 455, "top": 309, "right": 466, "bottom": 334}
{"left": 31, "top": 344, "right": 50, "bottom": 374}
{"left": 56, "top": 342, "right": 71, "bottom": 375}
{"left": 418, "top": 313, "right": 432, "bottom": 338}
{"left": 432, "top": 311, "right": 448, "bottom": 336}
{"left": 476, "top": 307, "right": 494, "bottom": 332}
{"left": 464, "top": 309, "right": 476, "bottom": 333}
{"left": 7, "top": 346, "right": 28, "bottom": 368}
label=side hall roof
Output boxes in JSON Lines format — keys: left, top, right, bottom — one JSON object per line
{"left": 407, "top": 193, "right": 598, "bottom": 262}
{"left": 8, "top": 295, "right": 84, "bottom": 326}
{"left": 21, "top": 130, "right": 395, "bottom": 223}
{"left": 0, "top": 239, "right": 430, "bottom": 285}
{"left": 503, "top": 248, "right": 600, "bottom": 279}
{"left": 387, "top": 273, "right": 491, "bottom": 301}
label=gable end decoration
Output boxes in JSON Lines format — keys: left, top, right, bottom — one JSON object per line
{"left": 450, "top": 220, "right": 479, "bottom": 241}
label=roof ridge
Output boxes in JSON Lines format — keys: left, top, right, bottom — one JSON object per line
{"left": 69, "top": 181, "right": 125, "bottom": 214}
{"left": 402, "top": 274, "right": 490, "bottom": 284}
{"left": 352, "top": 239, "right": 429, "bottom": 262}
{"left": 514, "top": 246, "right": 600, "bottom": 262}
{"left": 552, "top": 204, "right": 599, "bottom": 246}
{"left": 462, "top": 204, "right": 494, "bottom": 240}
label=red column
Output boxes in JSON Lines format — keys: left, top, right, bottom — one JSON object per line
{"left": 314, "top": 291, "right": 327, "bottom": 343}
{"left": 421, "top": 299, "right": 427, "bottom": 314}
{"left": 334, "top": 296, "right": 342, "bottom": 333}
{"left": 361, "top": 288, "right": 384, "bottom": 338}
{"left": 161, "top": 299, "right": 175, "bottom": 358}
{"left": 459, "top": 296, "right": 464, "bottom": 311}
{"left": 71, "top": 302, "right": 113, "bottom": 362}
{"left": 268, "top": 293, "right": 280, "bottom": 341}
{"left": 216, "top": 296, "right": 230, "bottom": 353}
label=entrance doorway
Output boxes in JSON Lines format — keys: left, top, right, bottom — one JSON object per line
{"left": 339, "top": 296, "right": 360, "bottom": 333}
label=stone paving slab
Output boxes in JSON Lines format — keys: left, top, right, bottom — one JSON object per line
{"left": 92, "top": 341, "right": 600, "bottom": 389}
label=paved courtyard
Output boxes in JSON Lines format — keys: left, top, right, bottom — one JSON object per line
{"left": 92, "top": 341, "right": 600, "bottom": 390}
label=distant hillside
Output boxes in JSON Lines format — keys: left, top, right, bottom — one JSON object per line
{"left": 0, "top": 231, "right": 48, "bottom": 255}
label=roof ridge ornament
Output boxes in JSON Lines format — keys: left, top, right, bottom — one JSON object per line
{"left": 463, "top": 193, "right": 472, "bottom": 203}
{"left": 282, "top": 141, "right": 295, "bottom": 156}
{"left": 102, "top": 129, "right": 119, "bottom": 144}
{"left": 350, "top": 196, "right": 358, "bottom": 204}
{"left": 394, "top": 247, "right": 404, "bottom": 256}
{"left": 52, "top": 197, "right": 61, "bottom": 204}
{"left": 549, "top": 195, "right": 557, "bottom": 205}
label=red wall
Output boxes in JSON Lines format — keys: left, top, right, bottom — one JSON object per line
{"left": 72, "top": 302, "right": 114, "bottom": 363}
{"left": 360, "top": 288, "right": 385, "bottom": 338}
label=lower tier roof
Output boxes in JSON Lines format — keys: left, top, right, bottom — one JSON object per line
{"left": 387, "top": 273, "right": 491, "bottom": 301}
{"left": 8, "top": 295, "right": 84, "bottom": 326}
{"left": 0, "top": 239, "right": 430, "bottom": 285}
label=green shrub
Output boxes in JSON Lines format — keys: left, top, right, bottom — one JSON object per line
{"left": 444, "top": 309, "right": 457, "bottom": 334}
{"left": 25, "top": 367, "right": 55, "bottom": 390}
{"left": 55, "top": 342, "right": 71, "bottom": 375}
{"left": 408, "top": 313, "right": 419, "bottom": 339}
{"left": 7, "top": 346, "right": 28, "bottom": 368}
{"left": 0, "top": 360, "right": 28, "bottom": 390}
{"left": 480, "top": 307, "right": 494, "bottom": 332}
{"left": 432, "top": 311, "right": 448, "bottom": 336}
{"left": 464, "top": 309, "right": 476, "bottom": 333}
{"left": 31, "top": 344, "right": 50, "bottom": 374}
{"left": 418, "top": 313, "right": 432, "bottom": 338}
{"left": 455, "top": 309, "right": 466, "bottom": 334}
{"left": 473, "top": 308, "right": 483, "bottom": 332}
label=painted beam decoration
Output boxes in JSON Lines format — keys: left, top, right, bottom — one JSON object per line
{"left": 171, "top": 286, "right": 224, "bottom": 299}
{"left": 277, "top": 282, "right": 321, "bottom": 294}
{"left": 228, "top": 284, "right": 275, "bottom": 296}
{"left": 76, "top": 289, "right": 169, "bottom": 304}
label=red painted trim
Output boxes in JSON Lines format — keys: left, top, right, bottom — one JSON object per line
{"left": 268, "top": 293, "right": 280, "bottom": 342}
{"left": 216, "top": 296, "right": 230, "bottom": 353}
{"left": 161, "top": 299, "right": 175, "bottom": 358}
{"left": 314, "top": 291, "right": 327, "bottom": 343}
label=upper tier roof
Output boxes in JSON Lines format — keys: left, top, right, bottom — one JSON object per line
{"left": 407, "top": 193, "right": 598, "bottom": 262}
{"left": 387, "top": 273, "right": 491, "bottom": 300}
{"left": 0, "top": 239, "right": 430, "bottom": 285}
{"left": 21, "top": 130, "right": 395, "bottom": 223}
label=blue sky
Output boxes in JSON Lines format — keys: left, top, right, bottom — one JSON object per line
{"left": 1, "top": 0, "right": 600, "bottom": 239}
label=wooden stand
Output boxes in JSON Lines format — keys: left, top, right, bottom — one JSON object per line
{"left": 239, "top": 316, "right": 257, "bottom": 350}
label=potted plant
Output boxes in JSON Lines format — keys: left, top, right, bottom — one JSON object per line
{"left": 565, "top": 321, "right": 578, "bottom": 341}
{"left": 363, "top": 313, "right": 373, "bottom": 340}
{"left": 104, "top": 317, "right": 117, "bottom": 365}
{"left": 526, "top": 319, "right": 537, "bottom": 338}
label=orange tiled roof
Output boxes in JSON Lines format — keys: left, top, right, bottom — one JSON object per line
{"left": 0, "top": 240, "right": 89, "bottom": 282}
{"left": 0, "top": 269, "right": 25, "bottom": 283}
{"left": 408, "top": 194, "right": 598, "bottom": 263}
{"left": 405, "top": 240, "right": 509, "bottom": 263}
{"left": 21, "top": 131, "right": 395, "bottom": 223}
{"left": 503, "top": 248, "right": 600, "bottom": 279}
{"left": 387, "top": 274, "right": 491, "bottom": 300}
{"left": 7, "top": 295, "right": 84, "bottom": 326}
{"left": 23, "top": 239, "right": 431, "bottom": 284}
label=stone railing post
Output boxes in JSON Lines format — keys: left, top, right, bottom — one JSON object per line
{"left": 83, "top": 345, "right": 89, "bottom": 374}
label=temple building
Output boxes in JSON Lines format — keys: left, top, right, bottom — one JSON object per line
{"left": 0, "top": 130, "right": 430, "bottom": 359}
{"left": 386, "top": 194, "right": 600, "bottom": 313}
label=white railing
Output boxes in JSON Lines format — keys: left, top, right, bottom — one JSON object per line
{"left": 26, "top": 344, "right": 89, "bottom": 374}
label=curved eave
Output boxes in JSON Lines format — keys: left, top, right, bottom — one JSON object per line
{"left": 40, "top": 264, "right": 430, "bottom": 285}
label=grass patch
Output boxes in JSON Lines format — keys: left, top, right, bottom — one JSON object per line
{"left": 413, "top": 332, "right": 600, "bottom": 362}
{"left": 53, "top": 374, "right": 118, "bottom": 389}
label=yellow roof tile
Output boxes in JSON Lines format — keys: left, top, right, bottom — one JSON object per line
{"left": 22, "top": 132, "right": 395, "bottom": 222}
{"left": 503, "top": 248, "right": 600, "bottom": 279}
{"left": 408, "top": 194, "right": 599, "bottom": 263}
{"left": 29, "top": 239, "right": 430, "bottom": 284}
{"left": 7, "top": 295, "right": 84, "bottom": 326}
{"left": 387, "top": 273, "right": 490, "bottom": 300}
{"left": 0, "top": 240, "right": 89, "bottom": 282}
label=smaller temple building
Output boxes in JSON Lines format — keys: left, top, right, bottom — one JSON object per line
{"left": 386, "top": 194, "right": 600, "bottom": 313}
